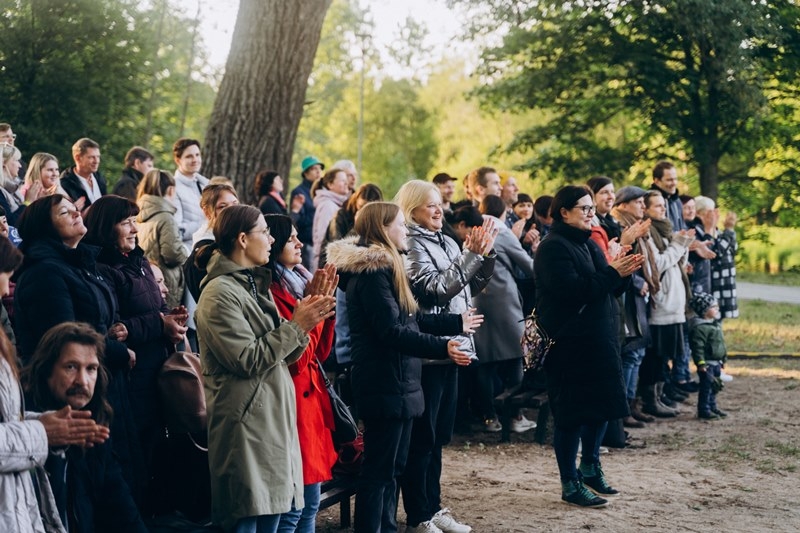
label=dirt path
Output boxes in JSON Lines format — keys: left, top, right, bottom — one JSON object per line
{"left": 317, "top": 358, "right": 800, "bottom": 532}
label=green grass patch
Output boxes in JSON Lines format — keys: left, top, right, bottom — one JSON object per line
{"left": 738, "top": 271, "right": 800, "bottom": 287}
{"left": 739, "top": 226, "right": 800, "bottom": 274}
{"left": 723, "top": 300, "right": 800, "bottom": 353}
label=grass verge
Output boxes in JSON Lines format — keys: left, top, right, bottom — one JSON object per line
{"left": 738, "top": 271, "right": 800, "bottom": 286}
{"left": 723, "top": 299, "right": 800, "bottom": 354}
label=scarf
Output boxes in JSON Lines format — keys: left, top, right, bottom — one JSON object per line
{"left": 269, "top": 191, "right": 286, "bottom": 209}
{"left": 276, "top": 263, "right": 312, "bottom": 300}
{"left": 613, "top": 209, "right": 660, "bottom": 295}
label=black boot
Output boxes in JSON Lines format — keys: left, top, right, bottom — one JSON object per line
{"left": 561, "top": 479, "right": 609, "bottom": 507}
{"left": 579, "top": 461, "right": 620, "bottom": 495}
{"left": 642, "top": 385, "right": 676, "bottom": 418}
{"left": 631, "top": 398, "right": 655, "bottom": 423}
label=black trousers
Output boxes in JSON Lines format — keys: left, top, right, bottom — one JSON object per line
{"left": 354, "top": 416, "right": 412, "bottom": 533}
{"left": 400, "top": 364, "right": 458, "bottom": 527}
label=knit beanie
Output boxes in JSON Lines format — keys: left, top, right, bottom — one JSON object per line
{"left": 690, "top": 292, "right": 717, "bottom": 318}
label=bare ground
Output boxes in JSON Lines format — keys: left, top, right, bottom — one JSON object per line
{"left": 317, "top": 358, "right": 800, "bottom": 532}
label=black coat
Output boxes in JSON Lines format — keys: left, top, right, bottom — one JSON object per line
{"left": 45, "top": 438, "right": 147, "bottom": 533}
{"left": 257, "top": 194, "right": 288, "bottom": 215}
{"left": 327, "top": 238, "right": 461, "bottom": 420}
{"left": 96, "top": 245, "right": 170, "bottom": 430}
{"left": 60, "top": 167, "right": 108, "bottom": 209}
{"left": 534, "top": 221, "right": 629, "bottom": 428}
{"left": 112, "top": 167, "right": 144, "bottom": 202}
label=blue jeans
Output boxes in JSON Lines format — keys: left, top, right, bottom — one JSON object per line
{"left": 553, "top": 421, "right": 608, "bottom": 482}
{"left": 278, "top": 484, "right": 320, "bottom": 533}
{"left": 621, "top": 346, "right": 646, "bottom": 400}
{"left": 671, "top": 324, "right": 692, "bottom": 383}
{"left": 235, "top": 514, "right": 282, "bottom": 533}
{"left": 697, "top": 364, "right": 721, "bottom": 414}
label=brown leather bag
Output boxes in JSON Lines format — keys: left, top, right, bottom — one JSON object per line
{"left": 158, "top": 351, "right": 207, "bottom": 435}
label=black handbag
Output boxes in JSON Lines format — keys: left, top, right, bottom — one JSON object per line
{"left": 316, "top": 357, "right": 359, "bottom": 446}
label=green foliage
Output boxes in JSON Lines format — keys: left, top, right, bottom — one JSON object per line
{"left": 455, "top": 0, "right": 800, "bottom": 221}
{"left": 738, "top": 226, "right": 800, "bottom": 274}
{"left": 0, "top": 0, "right": 216, "bottom": 181}
{"left": 723, "top": 300, "right": 800, "bottom": 353}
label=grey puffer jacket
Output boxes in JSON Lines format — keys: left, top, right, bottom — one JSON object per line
{"left": 0, "top": 358, "right": 65, "bottom": 533}
{"left": 405, "top": 224, "right": 495, "bottom": 362}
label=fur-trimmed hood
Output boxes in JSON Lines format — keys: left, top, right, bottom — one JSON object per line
{"left": 325, "top": 236, "right": 394, "bottom": 276}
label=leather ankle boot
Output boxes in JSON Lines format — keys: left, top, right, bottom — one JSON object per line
{"left": 631, "top": 398, "right": 655, "bottom": 422}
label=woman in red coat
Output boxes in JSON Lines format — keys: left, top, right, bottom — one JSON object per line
{"left": 265, "top": 214, "right": 338, "bottom": 533}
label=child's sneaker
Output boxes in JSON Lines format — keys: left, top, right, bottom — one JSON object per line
{"left": 720, "top": 370, "right": 733, "bottom": 382}
{"left": 711, "top": 407, "right": 728, "bottom": 417}
{"left": 511, "top": 414, "right": 537, "bottom": 433}
{"left": 431, "top": 508, "right": 471, "bottom": 533}
{"left": 698, "top": 411, "right": 720, "bottom": 420}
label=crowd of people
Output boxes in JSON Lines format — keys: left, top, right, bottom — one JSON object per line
{"left": 0, "top": 120, "right": 739, "bottom": 533}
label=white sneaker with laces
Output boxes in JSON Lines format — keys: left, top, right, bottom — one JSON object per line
{"left": 406, "top": 520, "right": 443, "bottom": 533}
{"left": 511, "top": 414, "right": 537, "bottom": 433}
{"left": 431, "top": 508, "right": 471, "bottom": 533}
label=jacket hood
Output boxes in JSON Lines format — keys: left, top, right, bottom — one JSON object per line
{"left": 200, "top": 251, "right": 271, "bottom": 291}
{"left": 326, "top": 236, "right": 394, "bottom": 288}
{"left": 137, "top": 194, "right": 177, "bottom": 222}
{"left": 17, "top": 239, "right": 100, "bottom": 276}
{"left": 313, "top": 188, "right": 349, "bottom": 208}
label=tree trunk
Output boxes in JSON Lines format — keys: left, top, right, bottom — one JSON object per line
{"left": 698, "top": 160, "right": 719, "bottom": 201}
{"left": 203, "top": 0, "right": 332, "bottom": 204}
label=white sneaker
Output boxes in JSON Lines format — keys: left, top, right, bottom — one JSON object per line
{"left": 511, "top": 414, "right": 537, "bottom": 433}
{"left": 406, "top": 520, "right": 443, "bottom": 533}
{"left": 577, "top": 442, "right": 609, "bottom": 455}
{"left": 432, "top": 508, "right": 471, "bottom": 533}
{"left": 720, "top": 370, "right": 733, "bottom": 382}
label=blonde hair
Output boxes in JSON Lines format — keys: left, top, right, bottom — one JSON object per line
{"left": 394, "top": 180, "right": 440, "bottom": 226}
{"left": 354, "top": 202, "right": 418, "bottom": 314}
{"left": 693, "top": 196, "right": 715, "bottom": 213}
{"left": 23, "top": 152, "right": 58, "bottom": 187}
{"left": 137, "top": 169, "right": 175, "bottom": 200}
{"left": 1, "top": 144, "right": 21, "bottom": 181}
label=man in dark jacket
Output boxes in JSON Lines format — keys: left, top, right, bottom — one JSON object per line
{"left": 112, "top": 147, "right": 154, "bottom": 201}
{"left": 23, "top": 322, "right": 148, "bottom": 533}
{"left": 290, "top": 155, "right": 324, "bottom": 269}
{"left": 60, "top": 138, "right": 107, "bottom": 215}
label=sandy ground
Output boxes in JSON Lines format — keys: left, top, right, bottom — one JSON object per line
{"left": 317, "top": 358, "right": 800, "bottom": 532}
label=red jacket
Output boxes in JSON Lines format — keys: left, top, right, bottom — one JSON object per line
{"left": 270, "top": 282, "right": 338, "bottom": 484}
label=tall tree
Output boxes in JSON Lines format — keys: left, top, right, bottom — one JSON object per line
{"left": 457, "top": 0, "right": 800, "bottom": 200}
{"left": 203, "top": 0, "right": 333, "bottom": 203}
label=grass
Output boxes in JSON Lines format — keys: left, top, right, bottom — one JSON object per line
{"left": 737, "top": 271, "right": 800, "bottom": 287}
{"left": 723, "top": 299, "right": 800, "bottom": 354}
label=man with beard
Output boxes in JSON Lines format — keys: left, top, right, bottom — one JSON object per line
{"left": 23, "top": 322, "right": 147, "bottom": 533}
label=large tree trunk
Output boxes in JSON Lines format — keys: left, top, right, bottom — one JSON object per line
{"left": 204, "top": 0, "right": 332, "bottom": 204}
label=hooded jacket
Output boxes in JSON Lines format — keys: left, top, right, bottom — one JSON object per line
{"left": 136, "top": 194, "right": 187, "bottom": 308}
{"left": 405, "top": 223, "right": 495, "bottom": 362}
{"left": 195, "top": 252, "right": 308, "bottom": 530}
{"left": 326, "top": 237, "right": 461, "bottom": 419}
{"left": 312, "top": 188, "right": 349, "bottom": 270}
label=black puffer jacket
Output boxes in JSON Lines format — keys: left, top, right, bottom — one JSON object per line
{"left": 534, "top": 221, "right": 630, "bottom": 428}
{"left": 95, "top": 245, "right": 170, "bottom": 430}
{"left": 326, "top": 237, "right": 462, "bottom": 419}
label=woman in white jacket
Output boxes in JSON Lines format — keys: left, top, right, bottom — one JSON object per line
{"left": 638, "top": 192, "right": 694, "bottom": 417}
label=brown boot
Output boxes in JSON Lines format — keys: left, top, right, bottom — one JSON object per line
{"left": 642, "top": 385, "right": 677, "bottom": 418}
{"left": 631, "top": 398, "right": 655, "bottom": 423}
{"left": 623, "top": 414, "right": 645, "bottom": 428}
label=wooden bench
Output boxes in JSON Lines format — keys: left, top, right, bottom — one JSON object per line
{"left": 319, "top": 475, "right": 357, "bottom": 528}
{"left": 494, "top": 386, "right": 550, "bottom": 444}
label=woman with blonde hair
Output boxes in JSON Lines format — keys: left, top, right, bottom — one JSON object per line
{"left": 395, "top": 180, "right": 496, "bottom": 533}
{"left": 0, "top": 143, "right": 24, "bottom": 225}
{"left": 326, "top": 202, "right": 479, "bottom": 533}
{"left": 22, "top": 152, "right": 66, "bottom": 204}
{"left": 136, "top": 169, "right": 187, "bottom": 308}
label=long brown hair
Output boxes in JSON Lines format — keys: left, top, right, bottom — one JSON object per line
{"left": 354, "top": 202, "right": 418, "bottom": 314}
{"left": 0, "top": 236, "right": 22, "bottom": 377}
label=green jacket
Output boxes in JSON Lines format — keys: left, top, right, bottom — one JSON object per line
{"left": 195, "top": 253, "right": 308, "bottom": 531}
{"left": 689, "top": 318, "right": 727, "bottom": 367}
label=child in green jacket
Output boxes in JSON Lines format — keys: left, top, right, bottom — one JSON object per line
{"left": 689, "top": 292, "right": 727, "bottom": 419}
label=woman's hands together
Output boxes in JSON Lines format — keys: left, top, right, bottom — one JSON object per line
{"left": 464, "top": 217, "right": 500, "bottom": 256}
{"left": 305, "top": 263, "right": 338, "bottom": 298}
{"left": 292, "top": 295, "right": 336, "bottom": 332}
{"left": 609, "top": 253, "right": 645, "bottom": 278}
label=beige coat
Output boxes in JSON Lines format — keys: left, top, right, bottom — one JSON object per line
{"left": 195, "top": 253, "right": 308, "bottom": 531}
{"left": 137, "top": 195, "right": 187, "bottom": 308}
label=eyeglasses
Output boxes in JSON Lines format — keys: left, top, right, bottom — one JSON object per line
{"left": 573, "top": 205, "right": 597, "bottom": 215}
{"left": 248, "top": 228, "right": 271, "bottom": 238}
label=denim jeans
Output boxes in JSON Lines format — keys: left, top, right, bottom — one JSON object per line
{"left": 671, "top": 323, "right": 692, "bottom": 383}
{"left": 235, "top": 514, "right": 282, "bottom": 533}
{"left": 697, "top": 364, "right": 721, "bottom": 414}
{"left": 553, "top": 421, "right": 608, "bottom": 482}
{"left": 278, "top": 484, "right": 320, "bottom": 533}
{"left": 620, "top": 346, "right": 646, "bottom": 400}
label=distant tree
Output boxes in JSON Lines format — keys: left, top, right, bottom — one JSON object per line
{"left": 456, "top": 0, "right": 800, "bottom": 200}
{"left": 203, "top": 0, "right": 333, "bottom": 204}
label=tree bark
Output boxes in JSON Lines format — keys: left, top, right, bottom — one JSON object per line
{"left": 204, "top": 0, "right": 332, "bottom": 204}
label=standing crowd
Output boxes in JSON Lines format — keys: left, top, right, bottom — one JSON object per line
{"left": 0, "top": 120, "right": 738, "bottom": 533}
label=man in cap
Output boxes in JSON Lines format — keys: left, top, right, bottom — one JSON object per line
{"left": 290, "top": 155, "right": 324, "bottom": 269}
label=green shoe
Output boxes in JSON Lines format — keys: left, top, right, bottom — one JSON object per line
{"left": 561, "top": 479, "right": 609, "bottom": 508}
{"left": 579, "top": 462, "right": 620, "bottom": 495}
